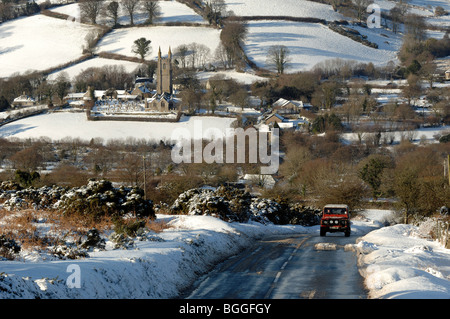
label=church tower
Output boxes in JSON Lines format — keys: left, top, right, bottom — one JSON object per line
{"left": 156, "top": 47, "right": 173, "bottom": 95}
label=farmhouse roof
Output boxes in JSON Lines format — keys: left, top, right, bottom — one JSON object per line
{"left": 273, "top": 98, "right": 303, "bottom": 108}
{"left": 13, "top": 94, "right": 35, "bottom": 103}
{"left": 133, "top": 86, "right": 152, "bottom": 94}
{"left": 65, "top": 93, "right": 85, "bottom": 100}
{"left": 264, "top": 113, "right": 285, "bottom": 122}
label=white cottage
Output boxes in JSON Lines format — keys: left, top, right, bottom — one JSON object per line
{"left": 12, "top": 93, "right": 36, "bottom": 108}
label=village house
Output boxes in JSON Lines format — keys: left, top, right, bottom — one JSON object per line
{"left": 135, "top": 76, "right": 153, "bottom": 88}
{"left": 264, "top": 113, "right": 285, "bottom": 126}
{"left": 272, "top": 98, "right": 303, "bottom": 114}
{"left": 145, "top": 92, "right": 174, "bottom": 112}
{"left": 261, "top": 112, "right": 309, "bottom": 132}
{"left": 12, "top": 93, "right": 36, "bottom": 108}
{"left": 131, "top": 86, "right": 152, "bottom": 99}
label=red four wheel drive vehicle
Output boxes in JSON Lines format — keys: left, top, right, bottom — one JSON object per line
{"left": 320, "top": 204, "right": 351, "bottom": 237}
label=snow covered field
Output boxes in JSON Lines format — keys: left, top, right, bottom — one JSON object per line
{"left": 196, "top": 70, "right": 269, "bottom": 85}
{"left": 0, "top": 14, "right": 99, "bottom": 78}
{"left": 0, "top": 209, "right": 448, "bottom": 298}
{"left": 0, "top": 111, "right": 237, "bottom": 143}
{"left": 96, "top": 25, "right": 221, "bottom": 62}
{"left": 223, "top": 0, "right": 344, "bottom": 21}
{"left": 244, "top": 21, "right": 399, "bottom": 73}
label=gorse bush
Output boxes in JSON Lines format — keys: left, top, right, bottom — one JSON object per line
{"left": 113, "top": 217, "right": 147, "bottom": 237}
{"left": 56, "top": 180, "right": 155, "bottom": 220}
{"left": 0, "top": 235, "right": 21, "bottom": 260}
{"left": 0, "top": 179, "right": 155, "bottom": 220}
{"left": 170, "top": 186, "right": 321, "bottom": 225}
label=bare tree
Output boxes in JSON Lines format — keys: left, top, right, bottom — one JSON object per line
{"left": 389, "top": 5, "right": 405, "bottom": 33}
{"left": 105, "top": 1, "right": 120, "bottom": 27}
{"left": 187, "top": 43, "right": 211, "bottom": 69}
{"left": 54, "top": 72, "right": 71, "bottom": 105}
{"left": 79, "top": 0, "right": 104, "bottom": 24}
{"left": 420, "top": 60, "right": 438, "bottom": 89}
{"left": 174, "top": 45, "right": 189, "bottom": 69}
{"left": 10, "top": 146, "right": 44, "bottom": 172}
{"left": 404, "top": 13, "right": 427, "bottom": 41}
{"left": 0, "top": 2, "right": 14, "bottom": 22}
{"left": 220, "top": 19, "right": 248, "bottom": 68}
{"left": 117, "top": 153, "right": 143, "bottom": 187}
{"left": 214, "top": 43, "right": 231, "bottom": 69}
{"left": 122, "top": 0, "right": 140, "bottom": 26}
{"left": 267, "top": 45, "right": 290, "bottom": 74}
{"left": 142, "top": 0, "right": 161, "bottom": 24}
{"left": 229, "top": 87, "right": 249, "bottom": 110}
{"left": 83, "top": 30, "right": 99, "bottom": 55}
{"left": 403, "top": 74, "right": 421, "bottom": 106}
{"left": 188, "top": 42, "right": 199, "bottom": 69}
{"left": 196, "top": 44, "right": 211, "bottom": 69}
{"left": 280, "top": 146, "right": 312, "bottom": 183}
{"left": 352, "top": 0, "right": 372, "bottom": 23}
{"left": 205, "top": 0, "right": 227, "bottom": 25}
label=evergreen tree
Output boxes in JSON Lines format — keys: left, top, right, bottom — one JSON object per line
{"left": 359, "top": 155, "right": 391, "bottom": 199}
{"left": 0, "top": 95, "right": 10, "bottom": 112}
{"left": 132, "top": 37, "right": 152, "bottom": 61}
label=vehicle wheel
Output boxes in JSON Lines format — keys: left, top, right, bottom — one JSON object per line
{"left": 345, "top": 230, "right": 350, "bottom": 237}
{"left": 320, "top": 229, "right": 326, "bottom": 237}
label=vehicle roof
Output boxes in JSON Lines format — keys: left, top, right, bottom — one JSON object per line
{"left": 323, "top": 204, "right": 349, "bottom": 208}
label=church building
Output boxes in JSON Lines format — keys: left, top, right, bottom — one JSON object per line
{"left": 146, "top": 47, "right": 177, "bottom": 112}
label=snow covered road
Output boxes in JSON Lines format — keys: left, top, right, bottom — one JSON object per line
{"left": 184, "top": 233, "right": 368, "bottom": 299}
{"left": 0, "top": 210, "right": 449, "bottom": 299}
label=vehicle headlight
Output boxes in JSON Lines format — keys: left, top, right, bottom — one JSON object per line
{"left": 323, "top": 220, "right": 328, "bottom": 225}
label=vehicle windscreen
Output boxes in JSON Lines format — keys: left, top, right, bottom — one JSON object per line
{"left": 324, "top": 208, "right": 347, "bottom": 215}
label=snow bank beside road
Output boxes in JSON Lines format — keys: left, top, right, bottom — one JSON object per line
{"left": 0, "top": 215, "right": 308, "bottom": 299}
{"left": 1, "top": 209, "right": 449, "bottom": 299}
{"left": 356, "top": 221, "right": 450, "bottom": 299}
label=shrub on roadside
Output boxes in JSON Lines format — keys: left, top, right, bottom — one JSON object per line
{"left": 170, "top": 186, "right": 322, "bottom": 225}
{"left": 0, "top": 235, "right": 21, "bottom": 260}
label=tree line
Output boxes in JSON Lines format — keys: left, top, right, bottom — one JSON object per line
{"left": 78, "top": 0, "right": 161, "bottom": 26}
{"left": 77, "top": 0, "right": 232, "bottom": 27}
{"left": 0, "top": 0, "right": 43, "bottom": 23}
